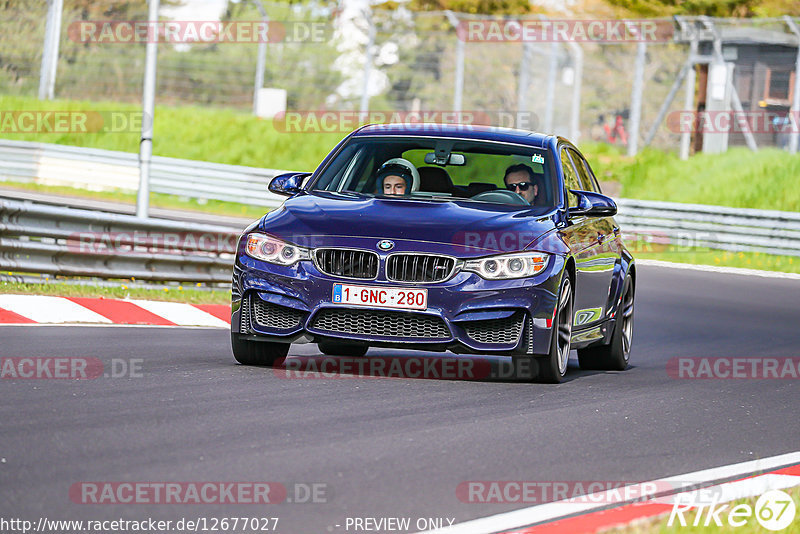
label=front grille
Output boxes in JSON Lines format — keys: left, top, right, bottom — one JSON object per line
{"left": 251, "top": 297, "right": 306, "bottom": 330}
{"left": 314, "top": 249, "right": 378, "bottom": 279}
{"left": 310, "top": 308, "right": 450, "bottom": 339}
{"left": 463, "top": 312, "right": 525, "bottom": 345}
{"left": 386, "top": 254, "right": 456, "bottom": 283}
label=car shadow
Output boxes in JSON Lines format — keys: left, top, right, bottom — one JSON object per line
{"left": 265, "top": 350, "right": 587, "bottom": 384}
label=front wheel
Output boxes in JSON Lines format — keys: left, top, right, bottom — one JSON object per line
{"left": 577, "top": 273, "right": 634, "bottom": 371}
{"left": 231, "top": 333, "right": 289, "bottom": 366}
{"left": 537, "top": 274, "right": 573, "bottom": 383}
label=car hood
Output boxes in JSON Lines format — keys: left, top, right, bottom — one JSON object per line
{"left": 259, "top": 192, "right": 557, "bottom": 257}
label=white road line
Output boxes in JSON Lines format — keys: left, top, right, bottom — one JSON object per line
{"left": 636, "top": 259, "right": 800, "bottom": 280}
{"left": 126, "top": 299, "right": 229, "bottom": 328}
{"left": 418, "top": 451, "right": 800, "bottom": 534}
{"left": 0, "top": 295, "right": 112, "bottom": 324}
{"left": 657, "top": 473, "right": 800, "bottom": 506}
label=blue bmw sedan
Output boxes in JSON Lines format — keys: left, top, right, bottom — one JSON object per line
{"left": 231, "top": 124, "right": 635, "bottom": 382}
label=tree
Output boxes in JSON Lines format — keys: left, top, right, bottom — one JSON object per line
{"left": 408, "top": 0, "right": 533, "bottom": 15}
{"left": 604, "top": 0, "right": 800, "bottom": 17}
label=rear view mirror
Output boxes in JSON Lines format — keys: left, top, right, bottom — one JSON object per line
{"left": 424, "top": 152, "right": 466, "bottom": 166}
{"left": 268, "top": 172, "right": 311, "bottom": 197}
{"left": 568, "top": 190, "right": 617, "bottom": 218}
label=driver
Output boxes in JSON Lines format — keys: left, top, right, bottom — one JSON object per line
{"left": 503, "top": 164, "right": 544, "bottom": 205}
{"left": 374, "top": 158, "right": 420, "bottom": 196}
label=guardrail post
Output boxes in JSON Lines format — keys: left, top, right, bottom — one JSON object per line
{"left": 627, "top": 42, "right": 646, "bottom": 157}
{"left": 252, "top": 1, "right": 269, "bottom": 116}
{"left": 359, "top": 7, "right": 376, "bottom": 115}
{"left": 38, "top": 0, "right": 63, "bottom": 100}
{"left": 445, "top": 11, "right": 464, "bottom": 114}
{"left": 543, "top": 34, "right": 558, "bottom": 132}
{"left": 679, "top": 39, "right": 697, "bottom": 160}
{"left": 566, "top": 42, "right": 583, "bottom": 142}
{"left": 517, "top": 40, "right": 533, "bottom": 125}
{"left": 137, "top": 0, "right": 160, "bottom": 219}
{"left": 784, "top": 16, "right": 800, "bottom": 154}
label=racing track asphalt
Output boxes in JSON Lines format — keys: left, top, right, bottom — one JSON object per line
{"left": 1, "top": 264, "right": 798, "bottom": 533}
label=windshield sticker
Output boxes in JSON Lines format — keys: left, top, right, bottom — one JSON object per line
{"left": 532, "top": 154, "right": 544, "bottom": 164}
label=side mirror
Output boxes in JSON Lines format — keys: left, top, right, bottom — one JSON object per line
{"left": 268, "top": 172, "right": 311, "bottom": 197}
{"left": 567, "top": 190, "right": 617, "bottom": 218}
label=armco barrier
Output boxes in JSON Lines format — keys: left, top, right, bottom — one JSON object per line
{"left": 2, "top": 139, "right": 800, "bottom": 285}
{"left": 615, "top": 198, "right": 800, "bottom": 257}
{"left": 0, "top": 139, "right": 289, "bottom": 208}
{"left": 0, "top": 198, "right": 241, "bottom": 283}
{"left": 3, "top": 195, "right": 800, "bottom": 286}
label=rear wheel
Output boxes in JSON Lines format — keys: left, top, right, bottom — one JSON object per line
{"left": 537, "top": 275, "right": 573, "bottom": 383}
{"left": 577, "top": 274, "right": 634, "bottom": 371}
{"left": 231, "top": 333, "right": 289, "bottom": 366}
{"left": 318, "top": 341, "right": 369, "bottom": 357}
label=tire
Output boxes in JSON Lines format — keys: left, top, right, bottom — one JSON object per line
{"left": 537, "top": 274, "right": 574, "bottom": 383}
{"left": 577, "top": 273, "right": 634, "bottom": 371}
{"left": 231, "top": 333, "right": 289, "bottom": 366}
{"left": 318, "top": 341, "right": 369, "bottom": 357}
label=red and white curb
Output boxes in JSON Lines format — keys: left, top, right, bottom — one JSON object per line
{"left": 0, "top": 295, "right": 230, "bottom": 327}
{"left": 421, "top": 451, "right": 800, "bottom": 534}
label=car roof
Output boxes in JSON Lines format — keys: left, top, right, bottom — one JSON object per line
{"left": 352, "top": 123, "right": 552, "bottom": 149}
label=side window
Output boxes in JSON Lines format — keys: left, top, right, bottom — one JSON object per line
{"left": 560, "top": 147, "right": 581, "bottom": 208}
{"left": 568, "top": 148, "right": 601, "bottom": 193}
{"left": 567, "top": 148, "right": 595, "bottom": 193}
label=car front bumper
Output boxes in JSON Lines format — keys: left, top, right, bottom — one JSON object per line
{"left": 232, "top": 251, "right": 566, "bottom": 356}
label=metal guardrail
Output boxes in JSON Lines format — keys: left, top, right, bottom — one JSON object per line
{"left": 0, "top": 198, "right": 241, "bottom": 283}
{"left": 0, "top": 139, "right": 289, "bottom": 208}
{"left": 616, "top": 198, "right": 800, "bottom": 257}
{"left": 3, "top": 155, "right": 800, "bottom": 285}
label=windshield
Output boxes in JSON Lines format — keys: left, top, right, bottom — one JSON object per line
{"left": 310, "top": 136, "right": 556, "bottom": 208}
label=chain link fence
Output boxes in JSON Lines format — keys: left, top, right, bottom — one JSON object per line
{"left": 2, "top": 2, "right": 799, "bottom": 153}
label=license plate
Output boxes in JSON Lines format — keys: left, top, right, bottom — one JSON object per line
{"left": 332, "top": 284, "right": 428, "bottom": 311}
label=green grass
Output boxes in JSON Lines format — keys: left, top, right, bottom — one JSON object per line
{"left": 4, "top": 95, "right": 800, "bottom": 212}
{"left": 0, "top": 180, "right": 269, "bottom": 220}
{"left": 4, "top": 96, "right": 800, "bottom": 274}
{"left": 628, "top": 240, "right": 800, "bottom": 274}
{"left": 0, "top": 95, "right": 342, "bottom": 170}
{"left": 582, "top": 142, "right": 800, "bottom": 213}
{"left": 0, "top": 281, "right": 230, "bottom": 305}
{"left": 610, "top": 485, "right": 800, "bottom": 533}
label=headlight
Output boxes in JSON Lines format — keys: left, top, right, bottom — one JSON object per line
{"left": 463, "top": 252, "right": 549, "bottom": 279}
{"left": 245, "top": 233, "right": 310, "bottom": 266}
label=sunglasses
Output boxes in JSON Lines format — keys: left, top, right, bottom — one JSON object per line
{"left": 506, "top": 182, "right": 534, "bottom": 192}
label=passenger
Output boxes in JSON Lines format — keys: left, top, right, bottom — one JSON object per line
{"left": 503, "top": 163, "right": 544, "bottom": 205}
{"left": 374, "top": 158, "right": 420, "bottom": 196}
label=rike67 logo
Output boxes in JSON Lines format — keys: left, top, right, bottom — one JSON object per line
{"left": 668, "top": 489, "right": 796, "bottom": 531}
